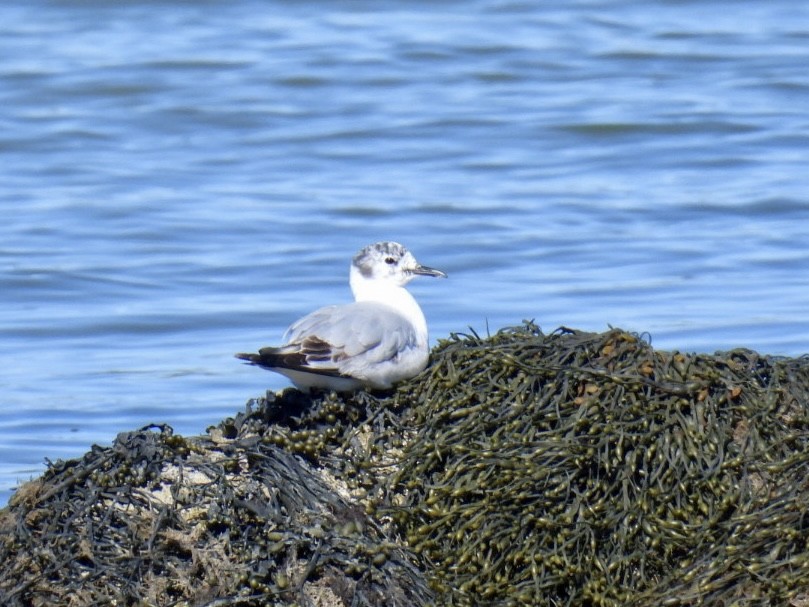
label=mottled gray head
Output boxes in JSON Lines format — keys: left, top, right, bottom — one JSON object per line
{"left": 351, "top": 241, "right": 446, "bottom": 286}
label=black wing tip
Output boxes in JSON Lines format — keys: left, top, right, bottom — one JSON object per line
{"left": 235, "top": 350, "right": 291, "bottom": 369}
{"left": 235, "top": 349, "right": 308, "bottom": 371}
{"left": 235, "top": 349, "right": 348, "bottom": 379}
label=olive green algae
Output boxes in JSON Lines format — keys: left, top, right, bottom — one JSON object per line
{"left": 2, "top": 323, "right": 809, "bottom": 606}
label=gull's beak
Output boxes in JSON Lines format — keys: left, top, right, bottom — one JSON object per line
{"left": 412, "top": 264, "right": 447, "bottom": 278}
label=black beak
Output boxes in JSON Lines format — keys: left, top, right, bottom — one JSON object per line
{"left": 412, "top": 264, "right": 447, "bottom": 278}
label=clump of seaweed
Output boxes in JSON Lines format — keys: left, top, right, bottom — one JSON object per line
{"left": 2, "top": 323, "right": 809, "bottom": 607}
{"left": 384, "top": 324, "right": 809, "bottom": 605}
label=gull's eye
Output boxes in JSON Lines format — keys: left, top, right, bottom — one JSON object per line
{"left": 385, "top": 257, "right": 396, "bottom": 265}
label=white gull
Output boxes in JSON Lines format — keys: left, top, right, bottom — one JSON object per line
{"left": 236, "top": 241, "right": 446, "bottom": 392}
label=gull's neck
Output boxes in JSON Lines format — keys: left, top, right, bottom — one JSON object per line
{"left": 349, "top": 267, "right": 428, "bottom": 345}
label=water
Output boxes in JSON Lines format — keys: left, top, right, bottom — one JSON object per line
{"left": 2, "top": 0, "right": 809, "bottom": 506}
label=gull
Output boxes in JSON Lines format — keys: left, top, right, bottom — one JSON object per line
{"left": 236, "top": 241, "right": 446, "bottom": 392}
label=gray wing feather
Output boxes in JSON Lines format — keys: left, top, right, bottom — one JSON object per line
{"left": 283, "top": 302, "right": 417, "bottom": 371}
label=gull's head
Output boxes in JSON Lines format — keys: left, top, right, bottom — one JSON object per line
{"left": 350, "top": 241, "right": 447, "bottom": 290}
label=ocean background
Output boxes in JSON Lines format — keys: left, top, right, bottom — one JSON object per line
{"left": 2, "top": 0, "right": 809, "bottom": 506}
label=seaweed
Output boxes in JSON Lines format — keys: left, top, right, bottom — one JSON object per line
{"left": 385, "top": 324, "right": 809, "bottom": 605}
{"left": 2, "top": 323, "right": 809, "bottom": 606}
{"left": 0, "top": 420, "right": 429, "bottom": 606}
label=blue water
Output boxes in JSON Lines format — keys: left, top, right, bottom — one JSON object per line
{"left": 2, "top": 0, "right": 809, "bottom": 506}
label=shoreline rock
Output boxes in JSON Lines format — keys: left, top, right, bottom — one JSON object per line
{"left": 2, "top": 323, "right": 808, "bottom": 606}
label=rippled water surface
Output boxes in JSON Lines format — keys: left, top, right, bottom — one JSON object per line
{"left": 2, "top": 0, "right": 809, "bottom": 504}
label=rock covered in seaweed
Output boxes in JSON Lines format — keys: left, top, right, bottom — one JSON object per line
{"left": 0, "top": 420, "right": 430, "bottom": 607}
{"left": 2, "top": 323, "right": 809, "bottom": 606}
{"left": 390, "top": 325, "right": 809, "bottom": 605}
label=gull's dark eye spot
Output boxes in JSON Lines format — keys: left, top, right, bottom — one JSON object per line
{"left": 385, "top": 257, "right": 396, "bottom": 265}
